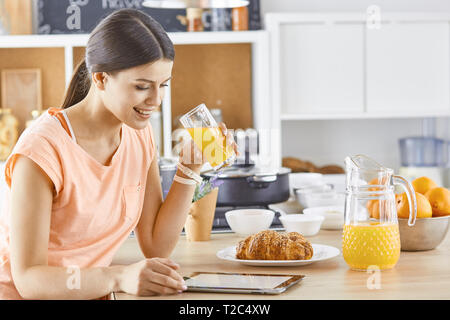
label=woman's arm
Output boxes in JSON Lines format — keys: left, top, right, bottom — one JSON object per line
{"left": 135, "top": 123, "right": 237, "bottom": 258}
{"left": 134, "top": 152, "right": 201, "bottom": 258}
{"left": 9, "top": 156, "right": 186, "bottom": 299}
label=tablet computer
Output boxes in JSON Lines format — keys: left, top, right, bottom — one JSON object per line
{"left": 183, "top": 272, "right": 305, "bottom": 295}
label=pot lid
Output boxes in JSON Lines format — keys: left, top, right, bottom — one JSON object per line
{"left": 202, "top": 166, "right": 291, "bottom": 178}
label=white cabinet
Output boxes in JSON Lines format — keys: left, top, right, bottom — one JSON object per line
{"left": 366, "top": 22, "right": 450, "bottom": 115}
{"left": 268, "top": 13, "right": 450, "bottom": 120}
{"left": 280, "top": 23, "right": 364, "bottom": 115}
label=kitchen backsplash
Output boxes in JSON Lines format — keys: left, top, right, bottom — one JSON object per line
{"left": 281, "top": 117, "right": 450, "bottom": 172}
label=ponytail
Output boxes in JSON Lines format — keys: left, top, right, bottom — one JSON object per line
{"left": 61, "top": 58, "right": 90, "bottom": 109}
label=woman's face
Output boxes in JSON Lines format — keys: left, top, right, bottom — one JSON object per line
{"left": 101, "top": 59, "right": 173, "bottom": 130}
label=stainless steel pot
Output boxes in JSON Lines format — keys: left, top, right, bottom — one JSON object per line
{"left": 158, "top": 157, "right": 178, "bottom": 199}
{"left": 202, "top": 167, "right": 291, "bottom": 206}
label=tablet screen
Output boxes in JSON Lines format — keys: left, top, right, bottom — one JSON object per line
{"left": 184, "top": 272, "right": 304, "bottom": 293}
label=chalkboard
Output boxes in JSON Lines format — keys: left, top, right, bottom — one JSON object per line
{"left": 36, "top": 0, "right": 261, "bottom": 34}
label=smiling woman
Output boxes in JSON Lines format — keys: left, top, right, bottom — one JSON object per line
{"left": 0, "top": 8, "right": 237, "bottom": 300}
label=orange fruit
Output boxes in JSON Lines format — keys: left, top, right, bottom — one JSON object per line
{"left": 397, "top": 192, "right": 432, "bottom": 219}
{"left": 367, "top": 200, "right": 379, "bottom": 219}
{"left": 368, "top": 177, "right": 388, "bottom": 191}
{"left": 412, "top": 176, "right": 438, "bottom": 195}
{"left": 424, "top": 187, "right": 450, "bottom": 217}
{"left": 367, "top": 199, "right": 395, "bottom": 220}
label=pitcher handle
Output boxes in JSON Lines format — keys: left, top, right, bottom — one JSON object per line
{"left": 393, "top": 175, "right": 417, "bottom": 226}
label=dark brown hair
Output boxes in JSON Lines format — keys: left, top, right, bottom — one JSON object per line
{"left": 61, "top": 9, "right": 175, "bottom": 109}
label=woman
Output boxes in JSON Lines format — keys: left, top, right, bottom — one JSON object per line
{"left": 0, "top": 9, "right": 236, "bottom": 299}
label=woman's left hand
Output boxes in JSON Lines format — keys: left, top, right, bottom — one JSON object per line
{"left": 218, "top": 122, "right": 239, "bottom": 157}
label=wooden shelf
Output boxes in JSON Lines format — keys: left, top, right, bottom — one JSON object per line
{"left": 0, "top": 31, "right": 272, "bottom": 161}
{"left": 0, "top": 31, "right": 266, "bottom": 48}
{"left": 0, "top": 47, "right": 66, "bottom": 133}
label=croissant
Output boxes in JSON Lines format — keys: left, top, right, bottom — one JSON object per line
{"left": 236, "top": 230, "right": 314, "bottom": 260}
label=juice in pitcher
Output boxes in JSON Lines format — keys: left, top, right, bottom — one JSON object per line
{"left": 342, "top": 221, "right": 400, "bottom": 271}
{"left": 342, "top": 155, "right": 417, "bottom": 271}
{"left": 187, "top": 127, "right": 235, "bottom": 168}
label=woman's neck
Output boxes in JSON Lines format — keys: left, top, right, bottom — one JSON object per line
{"left": 64, "top": 89, "right": 122, "bottom": 144}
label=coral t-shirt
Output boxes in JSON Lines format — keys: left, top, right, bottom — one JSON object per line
{"left": 0, "top": 107, "right": 155, "bottom": 299}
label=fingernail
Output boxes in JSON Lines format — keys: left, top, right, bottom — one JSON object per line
{"left": 182, "top": 285, "right": 187, "bottom": 290}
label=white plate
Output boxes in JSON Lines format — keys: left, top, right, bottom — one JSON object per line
{"left": 216, "top": 244, "right": 340, "bottom": 267}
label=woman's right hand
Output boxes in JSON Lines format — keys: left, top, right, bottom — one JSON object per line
{"left": 118, "top": 258, "right": 187, "bottom": 296}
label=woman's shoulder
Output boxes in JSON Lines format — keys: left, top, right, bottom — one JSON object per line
{"left": 23, "top": 109, "right": 64, "bottom": 141}
{"left": 9, "top": 109, "right": 68, "bottom": 162}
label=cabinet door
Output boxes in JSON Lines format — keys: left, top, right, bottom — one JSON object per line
{"left": 366, "top": 22, "right": 450, "bottom": 115}
{"left": 280, "top": 23, "right": 364, "bottom": 115}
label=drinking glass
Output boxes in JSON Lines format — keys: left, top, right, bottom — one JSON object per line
{"left": 179, "top": 104, "right": 236, "bottom": 170}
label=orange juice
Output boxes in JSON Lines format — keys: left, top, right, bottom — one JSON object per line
{"left": 342, "top": 222, "right": 400, "bottom": 271}
{"left": 187, "top": 127, "right": 235, "bottom": 168}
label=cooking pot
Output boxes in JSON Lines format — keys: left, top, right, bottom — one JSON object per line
{"left": 158, "top": 157, "right": 178, "bottom": 199}
{"left": 202, "top": 166, "right": 291, "bottom": 207}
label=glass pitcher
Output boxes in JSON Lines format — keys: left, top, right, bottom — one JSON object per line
{"left": 342, "top": 155, "right": 417, "bottom": 271}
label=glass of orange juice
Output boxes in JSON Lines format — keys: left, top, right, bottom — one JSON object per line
{"left": 179, "top": 104, "right": 236, "bottom": 170}
{"left": 342, "top": 155, "right": 417, "bottom": 271}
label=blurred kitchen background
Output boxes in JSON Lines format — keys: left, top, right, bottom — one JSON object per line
{"left": 1, "top": 0, "right": 450, "bottom": 223}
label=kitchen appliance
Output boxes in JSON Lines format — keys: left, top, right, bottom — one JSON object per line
{"left": 342, "top": 155, "right": 417, "bottom": 271}
{"left": 234, "top": 128, "right": 258, "bottom": 167}
{"left": 205, "top": 166, "right": 290, "bottom": 232}
{"left": 398, "top": 136, "right": 446, "bottom": 186}
{"left": 158, "top": 157, "right": 178, "bottom": 199}
{"left": 202, "top": 166, "right": 291, "bottom": 207}
{"left": 149, "top": 110, "right": 162, "bottom": 154}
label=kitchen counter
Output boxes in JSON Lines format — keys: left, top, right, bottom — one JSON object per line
{"left": 111, "top": 229, "right": 450, "bottom": 300}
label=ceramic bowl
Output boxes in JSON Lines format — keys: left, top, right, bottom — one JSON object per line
{"left": 302, "top": 190, "right": 345, "bottom": 208}
{"left": 294, "top": 184, "right": 333, "bottom": 208}
{"left": 322, "top": 174, "right": 346, "bottom": 193}
{"left": 398, "top": 216, "right": 450, "bottom": 251}
{"left": 303, "top": 206, "right": 345, "bottom": 230}
{"left": 289, "top": 173, "right": 324, "bottom": 196}
{"left": 279, "top": 214, "right": 324, "bottom": 236}
{"left": 225, "top": 209, "right": 274, "bottom": 235}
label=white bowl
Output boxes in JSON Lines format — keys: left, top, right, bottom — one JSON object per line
{"left": 294, "top": 184, "right": 333, "bottom": 208}
{"left": 303, "top": 206, "right": 345, "bottom": 230}
{"left": 303, "top": 191, "right": 346, "bottom": 208}
{"left": 225, "top": 209, "right": 274, "bottom": 235}
{"left": 279, "top": 214, "right": 324, "bottom": 236}
{"left": 290, "top": 173, "right": 324, "bottom": 190}
{"left": 322, "top": 174, "right": 346, "bottom": 193}
{"left": 268, "top": 199, "right": 304, "bottom": 215}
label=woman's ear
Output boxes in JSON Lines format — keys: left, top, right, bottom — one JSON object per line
{"left": 92, "top": 72, "right": 107, "bottom": 90}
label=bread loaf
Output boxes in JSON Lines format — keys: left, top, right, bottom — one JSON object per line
{"left": 236, "top": 230, "right": 313, "bottom": 260}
